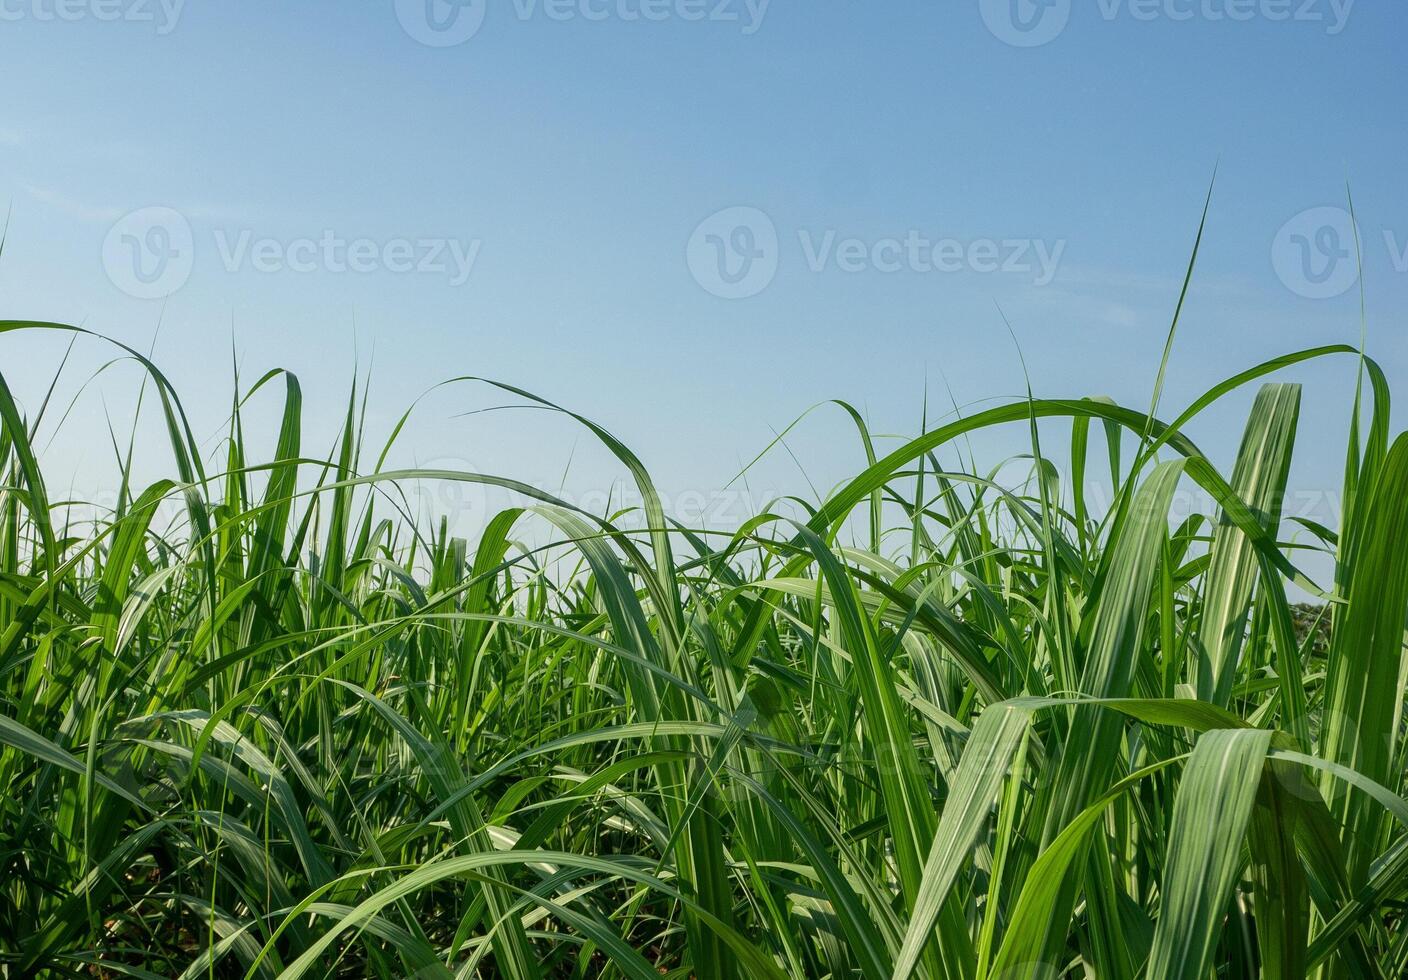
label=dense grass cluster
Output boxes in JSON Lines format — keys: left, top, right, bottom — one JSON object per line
{"left": 2, "top": 316, "right": 1408, "bottom": 980}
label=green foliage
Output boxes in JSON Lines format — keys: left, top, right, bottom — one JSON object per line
{"left": 1, "top": 319, "right": 1407, "bottom": 979}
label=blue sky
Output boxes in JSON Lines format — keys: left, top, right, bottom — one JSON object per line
{"left": 0, "top": 0, "right": 1404, "bottom": 550}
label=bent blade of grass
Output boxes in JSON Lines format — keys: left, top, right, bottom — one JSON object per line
{"left": 893, "top": 702, "right": 1032, "bottom": 980}
{"left": 1320, "top": 433, "right": 1408, "bottom": 887}
{"left": 1145, "top": 728, "right": 1273, "bottom": 980}
{"left": 1196, "top": 383, "right": 1300, "bottom": 706}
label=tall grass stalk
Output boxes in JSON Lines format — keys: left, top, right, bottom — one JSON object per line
{"left": 2, "top": 318, "right": 1407, "bottom": 979}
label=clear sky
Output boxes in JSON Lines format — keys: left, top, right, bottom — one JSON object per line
{"left": 0, "top": 0, "right": 1404, "bottom": 549}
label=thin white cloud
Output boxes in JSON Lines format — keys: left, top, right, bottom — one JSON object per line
{"left": 1053, "top": 262, "right": 1261, "bottom": 302}
{"left": 19, "top": 183, "right": 259, "bottom": 225}
{"left": 21, "top": 184, "right": 124, "bottom": 223}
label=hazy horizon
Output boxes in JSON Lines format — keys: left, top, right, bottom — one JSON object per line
{"left": 2, "top": 0, "right": 1404, "bottom": 564}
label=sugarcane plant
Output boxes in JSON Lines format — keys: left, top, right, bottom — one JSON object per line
{"left": 1, "top": 303, "right": 1406, "bottom": 979}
